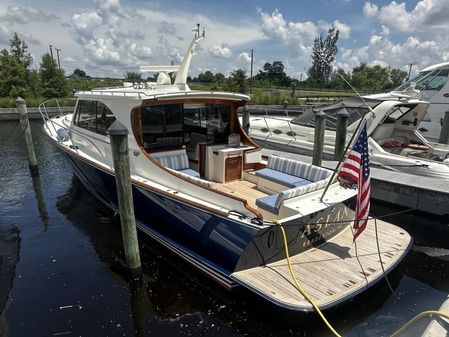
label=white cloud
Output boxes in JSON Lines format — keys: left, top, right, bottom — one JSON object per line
{"left": 72, "top": 12, "right": 103, "bottom": 42}
{"left": 364, "top": 0, "right": 449, "bottom": 32}
{"left": 209, "top": 44, "right": 233, "bottom": 58}
{"left": 363, "top": 2, "right": 378, "bottom": 18}
{"left": 0, "top": 5, "right": 58, "bottom": 25}
{"left": 259, "top": 9, "right": 316, "bottom": 59}
{"left": 338, "top": 34, "right": 447, "bottom": 71}
{"left": 333, "top": 20, "right": 351, "bottom": 39}
{"left": 238, "top": 52, "right": 251, "bottom": 64}
{"left": 258, "top": 9, "right": 350, "bottom": 60}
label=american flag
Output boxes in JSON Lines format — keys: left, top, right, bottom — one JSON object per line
{"left": 337, "top": 121, "right": 370, "bottom": 241}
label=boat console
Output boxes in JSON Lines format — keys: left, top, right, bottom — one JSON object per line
{"left": 205, "top": 144, "right": 255, "bottom": 183}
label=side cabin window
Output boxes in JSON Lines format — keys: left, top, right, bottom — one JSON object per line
{"left": 74, "top": 100, "right": 116, "bottom": 135}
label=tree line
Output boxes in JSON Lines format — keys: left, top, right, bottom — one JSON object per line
{"left": 0, "top": 33, "right": 69, "bottom": 99}
{"left": 0, "top": 31, "right": 408, "bottom": 101}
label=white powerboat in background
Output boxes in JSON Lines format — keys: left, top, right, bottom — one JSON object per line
{"left": 249, "top": 96, "right": 449, "bottom": 179}
{"left": 367, "top": 62, "right": 449, "bottom": 142}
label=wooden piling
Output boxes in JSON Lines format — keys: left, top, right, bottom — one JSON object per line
{"left": 16, "top": 97, "right": 38, "bottom": 175}
{"left": 312, "top": 110, "right": 326, "bottom": 166}
{"left": 108, "top": 121, "right": 141, "bottom": 271}
{"left": 242, "top": 105, "right": 250, "bottom": 133}
{"left": 439, "top": 111, "right": 449, "bottom": 144}
{"left": 334, "top": 109, "right": 349, "bottom": 160}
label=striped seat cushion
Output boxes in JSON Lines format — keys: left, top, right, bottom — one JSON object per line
{"left": 167, "top": 168, "right": 212, "bottom": 188}
{"left": 274, "top": 179, "right": 330, "bottom": 208}
{"left": 178, "top": 168, "right": 200, "bottom": 178}
{"left": 267, "top": 156, "right": 331, "bottom": 181}
{"left": 255, "top": 168, "right": 311, "bottom": 188}
{"left": 152, "top": 149, "right": 189, "bottom": 171}
{"left": 255, "top": 194, "right": 280, "bottom": 215}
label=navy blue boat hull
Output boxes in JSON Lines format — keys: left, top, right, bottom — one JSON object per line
{"left": 60, "top": 147, "right": 353, "bottom": 288}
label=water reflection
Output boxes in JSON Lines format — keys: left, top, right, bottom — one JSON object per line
{"left": 2, "top": 120, "right": 446, "bottom": 336}
{"left": 31, "top": 173, "right": 50, "bottom": 230}
{"left": 0, "top": 225, "right": 21, "bottom": 334}
{"left": 56, "top": 177, "right": 327, "bottom": 336}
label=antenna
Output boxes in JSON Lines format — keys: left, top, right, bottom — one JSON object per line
{"left": 193, "top": 23, "right": 200, "bottom": 37}
{"left": 406, "top": 61, "right": 415, "bottom": 81}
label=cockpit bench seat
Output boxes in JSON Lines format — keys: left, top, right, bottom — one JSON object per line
{"left": 152, "top": 149, "right": 202, "bottom": 179}
{"left": 255, "top": 168, "right": 312, "bottom": 188}
{"left": 177, "top": 168, "right": 200, "bottom": 178}
{"left": 255, "top": 156, "right": 332, "bottom": 215}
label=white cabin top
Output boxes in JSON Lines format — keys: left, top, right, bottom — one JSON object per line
{"left": 421, "top": 62, "right": 449, "bottom": 72}
{"left": 74, "top": 25, "right": 250, "bottom": 103}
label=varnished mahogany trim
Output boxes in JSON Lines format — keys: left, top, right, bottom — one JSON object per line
{"left": 131, "top": 100, "right": 263, "bottom": 219}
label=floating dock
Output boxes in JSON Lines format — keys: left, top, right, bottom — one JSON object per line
{"left": 262, "top": 149, "right": 449, "bottom": 218}
{"left": 231, "top": 219, "right": 411, "bottom": 311}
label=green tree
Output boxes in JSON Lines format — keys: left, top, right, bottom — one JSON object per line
{"left": 73, "top": 68, "right": 87, "bottom": 78}
{"left": 225, "top": 69, "right": 247, "bottom": 93}
{"left": 198, "top": 71, "right": 214, "bottom": 83}
{"left": 351, "top": 63, "right": 390, "bottom": 91}
{"left": 255, "top": 61, "right": 290, "bottom": 86}
{"left": 213, "top": 72, "right": 225, "bottom": 83}
{"left": 390, "top": 68, "right": 408, "bottom": 89}
{"left": 39, "top": 53, "right": 69, "bottom": 98}
{"left": 328, "top": 68, "right": 351, "bottom": 90}
{"left": 307, "top": 28, "right": 339, "bottom": 86}
{"left": 0, "top": 33, "right": 39, "bottom": 98}
{"left": 125, "top": 72, "right": 141, "bottom": 81}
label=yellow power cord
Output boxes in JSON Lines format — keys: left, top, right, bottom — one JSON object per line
{"left": 275, "top": 219, "right": 342, "bottom": 337}
{"left": 275, "top": 219, "right": 449, "bottom": 337}
{"left": 390, "top": 310, "right": 449, "bottom": 337}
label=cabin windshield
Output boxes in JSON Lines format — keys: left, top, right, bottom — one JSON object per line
{"left": 396, "top": 69, "right": 449, "bottom": 91}
{"left": 140, "top": 103, "right": 231, "bottom": 151}
{"left": 381, "top": 105, "right": 415, "bottom": 123}
{"left": 73, "top": 100, "right": 116, "bottom": 135}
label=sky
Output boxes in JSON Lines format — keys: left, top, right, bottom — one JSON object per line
{"left": 1, "top": 0, "right": 448, "bottom": 79}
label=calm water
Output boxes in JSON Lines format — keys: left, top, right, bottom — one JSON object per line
{"left": 0, "top": 120, "right": 448, "bottom": 337}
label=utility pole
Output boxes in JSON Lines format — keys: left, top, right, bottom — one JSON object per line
{"left": 250, "top": 49, "right": 254, "bottom": 95}
{"left": 55, "top": 48, "right": 62, "bottom": 70}
{"left": 407, "top": 62, "right": 415, "bottom": 81}
{"left": 49, "top": 45, "right": 54, "bottom": 60}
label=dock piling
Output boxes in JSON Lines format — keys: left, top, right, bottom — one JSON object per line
{"left": 439, "top": 111, "right": 449, "bottom": 144}
{"left": 16, "top": 97, "right": 38, "bottom": 175}
{"left": 334, "top": 109, "right": 349, "bottom": 160}
{"left": 312, "top": 110, "right": 326, "bottom": 166}
{"left": 108, "top": 121, "right": 141, "bottom": 271}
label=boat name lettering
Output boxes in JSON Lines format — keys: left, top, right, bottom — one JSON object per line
{"left": 300, "top": 206, "right": 350, "bottom": 239}
{"left": 302, "top": 227, "right": 338, "bottom": 248}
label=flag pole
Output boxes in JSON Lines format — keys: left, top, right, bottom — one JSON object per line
{"left": 320, "top": 116, "right": 366, "bottom": 202}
